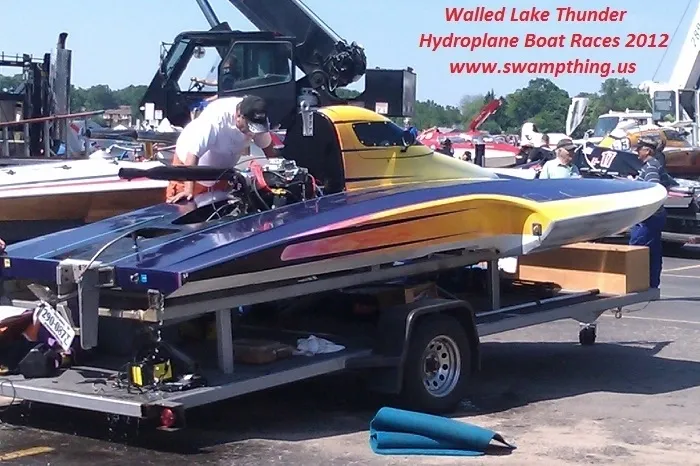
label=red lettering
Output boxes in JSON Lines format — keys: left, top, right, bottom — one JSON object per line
{"left": 570, "top": 34, "right": 621, "bottom": 48}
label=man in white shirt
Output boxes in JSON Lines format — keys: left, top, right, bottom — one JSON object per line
{"left": 539, "top": 139, "right": 581, "bottom": 179}
{"left": 166, "top": 95, "right": 279, "bottom": 203}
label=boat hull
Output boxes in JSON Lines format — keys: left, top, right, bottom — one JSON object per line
{"left": 2, "top": 178, "right": 667, "bottom": 297}
{"left": 0, "top": 158, "right": 168, "bottom": 242}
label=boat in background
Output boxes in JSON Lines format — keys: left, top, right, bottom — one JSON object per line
{"left": 0, "top": 120, "right": 288, "bottom": 243}
{"left": 0, "top": 156, "right": 169, "bottom": 243}
{"left": 417, "top": 100, "right": 520, "bottom": 167}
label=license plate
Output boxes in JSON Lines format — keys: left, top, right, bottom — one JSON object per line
{"left": 35, "top": 303, "right": 76, "bottom": 352}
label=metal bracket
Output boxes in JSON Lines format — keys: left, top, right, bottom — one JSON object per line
{"left": 300, "top": 101, "right": 314, "bottom": 137}
{"left": 56, "top": 259, "right": 102, "bottom": 350}
{"left": 147, "top": 289, "right": 165, "bottom": 321}
{"left": 486, "top": 259, "right": 500, "bottom": 310}
{"left": 216, "top": 309, "right": 234, "bottom": 374}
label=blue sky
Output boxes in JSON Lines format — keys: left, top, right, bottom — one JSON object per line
{"left": 0, "top": 0, "right": 694, "bottom": 106}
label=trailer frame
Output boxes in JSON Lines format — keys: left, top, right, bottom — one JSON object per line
{"left": 0, "top": 248, "right": 660, "bottom": 426}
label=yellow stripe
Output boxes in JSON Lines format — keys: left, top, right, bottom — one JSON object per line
{"left": 0, "top": 446, "right": 54, "bottom": 461}
{"left": 358, "top": 187, "right": 661, "bottom": 224}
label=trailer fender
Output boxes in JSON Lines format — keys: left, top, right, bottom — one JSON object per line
{"left": 361, "top": 297, "right": 480, "bottom": 394}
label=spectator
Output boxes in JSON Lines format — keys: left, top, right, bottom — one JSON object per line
{"left": 628, "top": 137, "right": 671, "bottom": 289}
{"left": 436, "top": 138, "right": 454, "bottom": 157}
{"left": 539, "top": 139, "right": 581, "bottom": 179}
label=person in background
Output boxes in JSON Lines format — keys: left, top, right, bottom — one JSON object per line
{"left": 166, "top": 95, "right": 280, "bottom": 204}
{"left": 538, "top": 139, "right": 581, "bottom": 179}
{"left": 436, "top": 138, "right": 454, "bottom": 157}
{"left": 515, "top": 141, "right": 534, "bottom": 165}
{"left": 526, "top": 133, "right": 554, "bottom": 163}
{"left": 403, "top": 117, "right": 419, "bottom": 139}
{"left": 628, "top": 137, "right": 672, "bottom": 289}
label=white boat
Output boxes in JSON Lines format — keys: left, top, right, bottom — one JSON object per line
{"left": 0, "top": 155, "right": 169, "bottom": 242}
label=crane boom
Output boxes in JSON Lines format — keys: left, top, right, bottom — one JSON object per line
{"left": 668, "top": 1, "right": 700, "bottom": 91}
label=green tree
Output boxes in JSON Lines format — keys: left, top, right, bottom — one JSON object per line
{"left": 502, "top": 78, "right": 571, "bottom": 134}
{"left": 0, "top": 74, "right": 23, "bottom": 91}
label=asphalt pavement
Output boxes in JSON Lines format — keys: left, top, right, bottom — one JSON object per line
{"left": 1, "top": 246, "right": 700, "bottom": 465}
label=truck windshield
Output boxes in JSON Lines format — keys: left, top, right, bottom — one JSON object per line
{"left": 593, "top": 117, "right": 619, "bottom": 138}
{"left": 162, "top": 39, "right": 191, "bottom": 81}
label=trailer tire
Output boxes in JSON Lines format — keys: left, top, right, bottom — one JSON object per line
{"left": 579, "top": 326, "right": 597, "bottom": 345}
{"left": 399, "top": 314, "right": 471, "bottom": 414}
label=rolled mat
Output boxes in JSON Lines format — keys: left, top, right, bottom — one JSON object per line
{"left": 369, "top": 407, "right": 516, "bottom": 456}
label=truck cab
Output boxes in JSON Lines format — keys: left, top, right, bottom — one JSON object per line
{"left": 139, "top": 0, "right": 416, "bottom": 130}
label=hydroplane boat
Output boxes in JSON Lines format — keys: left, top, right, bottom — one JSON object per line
{"left": 1, "top": 106, "right": 667, "bottom": 301}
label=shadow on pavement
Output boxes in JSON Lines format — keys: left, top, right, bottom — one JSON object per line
{"left": 0, "top": 338, "right": 697, "bottom": 458}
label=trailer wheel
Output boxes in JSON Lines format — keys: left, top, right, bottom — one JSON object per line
{"left": 400, "top": 314, "right": 471, "bottom": 414}
{"left": 579, "top": 325, "right": 597, "bottom": 345}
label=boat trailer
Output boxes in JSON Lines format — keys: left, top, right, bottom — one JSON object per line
{"left": 0, "top": 248, "right": 658, "bottom": 429}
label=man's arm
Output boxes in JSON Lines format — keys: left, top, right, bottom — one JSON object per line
{"left": 254, "top": 132, "right": 281, "bottom": 158}
{"left": 179, "top": 152, "right": 199, "bottom": 196}
{"left": 539, "top": 162, "right": 550, "bottom": 179}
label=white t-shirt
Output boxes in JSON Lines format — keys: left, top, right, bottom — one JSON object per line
{"left": 175, "top": 96, "right": 272, "bottom": 186}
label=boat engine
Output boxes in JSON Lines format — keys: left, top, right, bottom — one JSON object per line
{"left": 241, "top": 158, "right": 318, "bottom": 210}
{"left": 118, "top": 158, "right": 318, "bottom": 222}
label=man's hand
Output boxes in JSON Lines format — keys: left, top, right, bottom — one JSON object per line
{"left": 167, "top": 191, "right": 193, "bottom": 203}
{"left": 0, "top": 238, "right": 5, "bottom": 253}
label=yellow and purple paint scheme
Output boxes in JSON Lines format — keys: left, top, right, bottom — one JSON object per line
{"left": 1, "top": 105, "right": 668, "bottom": 296}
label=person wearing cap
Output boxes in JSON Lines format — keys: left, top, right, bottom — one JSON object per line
{"left": 166, "top": 95, "right": 279, "bottom": 204}
{"left": 538, "top": 139, "right": 581, "bottom": 179}
{"left": 628, "top": 137, "right": 672, "bottom": 289}
{"left": 526, "top": 134, "right": 554, "bottom": 164}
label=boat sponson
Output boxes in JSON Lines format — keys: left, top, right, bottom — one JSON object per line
{"left": 1, "top": 178, "right": 666, "bottom": 296}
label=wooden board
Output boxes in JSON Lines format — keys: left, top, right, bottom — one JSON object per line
{"left": 516, "top": 242, "right": 650, "bottom": 294}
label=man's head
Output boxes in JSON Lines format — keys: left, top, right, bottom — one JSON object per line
{"left": 235, "top": 95, "right": 270, "bottom": 135}
{"left": 555, "top": 138, "right": 576, "bottom": 164}
{"left": 634, "top": 137, "right": 657, "bottom": 161}
{"left": 541, "top": 134, "right": 550, "bottom": 146}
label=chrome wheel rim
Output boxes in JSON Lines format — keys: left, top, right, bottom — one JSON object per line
{"left": 421, "top": 335, "right": 461, "bottom": 397}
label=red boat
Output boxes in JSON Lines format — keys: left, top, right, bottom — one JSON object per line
{"left": 416, "top": 100, "right": 519, "bottom": 167}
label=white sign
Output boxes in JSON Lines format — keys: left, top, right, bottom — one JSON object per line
{"left": 611, "top": 137, "right": 630, "bottom": 151}
{"left": 375, "top": 102, "right": 389, "bottom": 114}
{"left": 35, "top": 302, "right": 75, "bottom": 352}
{"left": 600, "top": 150, "right": 617, "bottom": 168}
